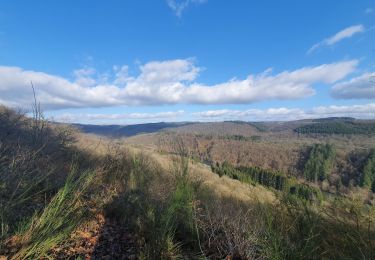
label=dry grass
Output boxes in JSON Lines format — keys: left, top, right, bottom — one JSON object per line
{"left": 123, "top": 139, "right": 275, "bottom": 204}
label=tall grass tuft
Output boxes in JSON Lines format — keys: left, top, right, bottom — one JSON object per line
{"left": 13, "top": 168, "right": 95, "bottom": 259}
{"left": 0, "top": 105, "right": 77, "bottom": 240}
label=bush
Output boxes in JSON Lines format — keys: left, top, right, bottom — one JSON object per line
{"left": 289, "top": 183, "right": 323, "bottom": 204}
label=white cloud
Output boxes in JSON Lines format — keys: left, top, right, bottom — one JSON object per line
{"left": 308, "top": 25, "right": 365, "bottom": 54}
{"left": 166, "top": 0, "right": 207, "bottom": 17}
{"left": 73, "top": 67, "right": 97, "bottom": 87}
{"left": 113, "top": 65, "right": 132, "bottom": 85}
{"left": 181, "top": 60, "right": 357, "bottom": 104}
{"left": 311, "top": 104, "right": 375, "bottom": 118}
{"left": 193, "top": 103, "right": 375, "bottom": 121}
{"left": 0, "top": 59, "right": 358, "bottom": 110}
{"left": 193, "top": 109, "right": 237, "bottom": 118}
{"left": 331, "top": 72, "right": 375, "bottom": 99}
{"left": 193, "top": 107, "right": 306, "bottom": 121}
{"left": 139, "top": 58, "right": 200, "bottom": 82}
{"left": 54, "top": 110, "right": 185, "bottom": 123}
{"left": 53, "top": 103, "right": 375, "bottom": 124}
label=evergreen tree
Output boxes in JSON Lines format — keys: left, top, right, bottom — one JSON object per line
{"left": 360, "top": 149, "right": 375, "bottom": 191}
{"left": 304, "top": 144, "right": 335, "bottom": 183}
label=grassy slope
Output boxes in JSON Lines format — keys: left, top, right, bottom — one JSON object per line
{"left": 133, "top": 144, "right": 275, "bottom": 204}
{"left": 75, "top": 131, "right": 276, "bottom": 205}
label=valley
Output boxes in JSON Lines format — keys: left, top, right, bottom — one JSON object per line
{"left": 1, "top": 106, "right": 375, "bottom": 259}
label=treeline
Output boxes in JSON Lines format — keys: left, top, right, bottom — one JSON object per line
{"left": 304, "top": 144, "right": 335, "bottom": 183}
{"left": 210, "top": 142, "right": 375, "bottom": 195}
{"left": 219, "top": 134, "right": 261, "bottom": 142}
{"left": 303, "top": 144, "right": 375, "bottom": 193}
{"left": 211, "top": 162, "right": 323, "bottom": 203}
{"left": 211, "top": 162, "right": 287, "bottom": 190}
{"left": 295, "top": 121, "right": 375, "bottom": 135}
{"left": 193, "top": 133, "right": 261, "bottom": 142}
{"left": 224, "top": 121, "right": 268, "bottom": 132}
{"left": 312, "top": 117, "right": 355, "bottom": 122}
{"left": 360, "top": 149, "right": 375, "bottom": 192}
{"left": 236, "top": 165, "right": 287, "bottom": 190}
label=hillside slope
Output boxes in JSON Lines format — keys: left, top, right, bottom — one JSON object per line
{"left": 1, "top": 106, "right": 375, "bottom": 259}
{"left": 74, "top": 122, "right": 192, "bottom": 137}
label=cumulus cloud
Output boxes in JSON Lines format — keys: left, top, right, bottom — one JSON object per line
{"left": 54, "top": 110, "right": 185, "bottom": 123}
{"left": 331, "top": 72, "right": 375, "bottom": 99}
{"left": 181, "top": 60, "right": 357, "bottom": 104}
{"left": 73, "top": 67, "right": 97, "bottom": 87}
{"left": 193, "top": 103, "right": 375, "bottom": 121}
{"left": 166, "top": 0, "right": 207, "bottom": 17}
{"left": 308, "top": 25, "right": 365, "bottom": 54}
{"left": 0, "top": 59, "right": 358, "bottom": 110}
{"left": 113, "top": 65, "right": 132, "bottom": 85}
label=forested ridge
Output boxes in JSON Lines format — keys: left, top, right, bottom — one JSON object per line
{"left": 295, "top": 120, "right": 375, "bottom": 135}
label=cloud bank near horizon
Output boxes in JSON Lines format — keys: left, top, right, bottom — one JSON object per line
{"left": 192, "top": 103, "right": 375, "bottom": 121}
{"left": 0, "top": 59, "right": 360, "bottom": 111}
{"left": 52, "top": 103, "right": 375, "bottom": 124}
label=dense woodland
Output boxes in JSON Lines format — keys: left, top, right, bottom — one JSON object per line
{"left": 295, "top": 120, "right": 375, "bottom": 135}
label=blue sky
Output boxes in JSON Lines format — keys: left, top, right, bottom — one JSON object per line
{"left": 0, "top": 0, "right": 375, "bottom": 124}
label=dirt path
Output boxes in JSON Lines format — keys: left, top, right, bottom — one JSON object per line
{"left": 50, "top": 214, "right": 137, "bottom": 259}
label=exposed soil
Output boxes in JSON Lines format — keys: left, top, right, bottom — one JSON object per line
{"left": 50, "top": 214, "right": 138, "bottom": 260}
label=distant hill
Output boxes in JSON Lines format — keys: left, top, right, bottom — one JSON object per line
{"left": 165, "top": 121, "right": 261, "bottom": 136}
{"left": 74, "top": 122, "right": 192, "bottom": 137}
{"left": 73, "top": 117, "right": 375, "bottom": 138}
{"left": 312, "top": 117, "right": 355, "bottom": 122}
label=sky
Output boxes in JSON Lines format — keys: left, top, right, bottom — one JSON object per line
{"left": 0, "top": 0, "right": 375, "bottom": 124}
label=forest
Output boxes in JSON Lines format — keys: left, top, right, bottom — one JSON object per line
{"left": 295, "top": 120, "right": 375, "bottom": 135}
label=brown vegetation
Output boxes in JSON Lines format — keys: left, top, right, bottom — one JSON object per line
{"left": 1, "top": 106, "right": 375, "bottom": 259}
